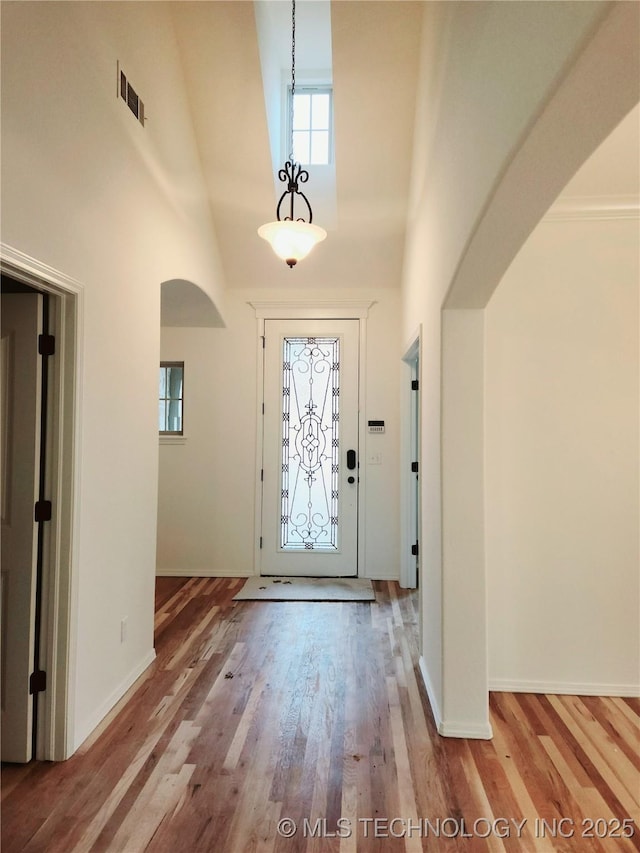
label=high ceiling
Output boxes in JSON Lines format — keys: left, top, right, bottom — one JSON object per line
{"left": 170, "top": 1, "right": 423, "bottom": 290}
{"left": 167, "top": 2, "right": 638, "bottom": 294}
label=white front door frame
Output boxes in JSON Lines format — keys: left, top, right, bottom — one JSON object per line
{"left": 249, "top": 301, "right": 374, "bottom": 578}
{"left": 261, "top": 320, "right": 360, "bottom": 576}
{"left": 1, "top": 244, "right": 83, "bottom": 761}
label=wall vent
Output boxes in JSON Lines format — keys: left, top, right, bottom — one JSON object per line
{"left": 117, "top": 62, "right": 145, "bottom": 126}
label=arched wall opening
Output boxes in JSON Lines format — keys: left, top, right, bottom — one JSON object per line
{"left": 156, "top": 277, "right": 225, "bottom": 578}
{"left": 161, "top": 278, "right": 226, "bottom": 329}
{"left": 484, "top": 110, "right": 639, "bottom": 694}
{"left": 437, "top": 1, "right": 639, "bottom": 735}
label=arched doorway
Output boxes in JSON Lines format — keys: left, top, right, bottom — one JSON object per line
{"left": 438, "top": 2, "right": 639, "bottom": 735}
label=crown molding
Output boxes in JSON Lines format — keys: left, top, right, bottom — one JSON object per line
{"left": 544, "top": 194, "right": 639, "bottom": 222}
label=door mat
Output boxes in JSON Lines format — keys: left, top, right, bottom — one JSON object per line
{"left": 233, "top": 576, "right": 375, "bottom": 602}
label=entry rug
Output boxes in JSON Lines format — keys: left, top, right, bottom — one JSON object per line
{"left": 233, "top": 576, "right": 375, "bottom": 602}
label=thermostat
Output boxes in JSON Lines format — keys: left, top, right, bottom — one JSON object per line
{"left": 368, "top": 420, "right": 385, "bottom": 434}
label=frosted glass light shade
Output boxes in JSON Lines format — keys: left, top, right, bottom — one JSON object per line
{"left": 258, "top": 220, "right": 327, "bottom": 267}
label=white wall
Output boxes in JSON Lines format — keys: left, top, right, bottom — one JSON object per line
{"left": 1, "top": 2, "right": 225, "bottom": 752}
{"left": 486, "top": 215, "right": 639, "bottom": 694}
{"left": 157, "top": 296, "right": 257, "bottom": 577}
{"left": 401, "top": 0, "right": 635, "bottom": 736}
{"left": 157, "top": 289, "right": 401, "bottom": 580}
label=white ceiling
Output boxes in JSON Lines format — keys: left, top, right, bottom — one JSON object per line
{"left": 168, "top": 2, "right": 638, "bottom": 293}
{"left": 171, "top": 0, "right": 423, "bottom": 290}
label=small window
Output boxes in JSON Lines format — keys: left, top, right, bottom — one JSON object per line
{"left": 159, "top": 362, "right": 184, "bottom": 435}
{"left": 290, "top": 86, "right": 332, "bottom": 166}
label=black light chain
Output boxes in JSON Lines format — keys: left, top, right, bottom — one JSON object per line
{"left": 289, "top": 0, "right": 296, "bottom": 163}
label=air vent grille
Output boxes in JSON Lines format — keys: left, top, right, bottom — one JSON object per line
{"left": 118, "top": 63, "right": 145, "bottom": 126}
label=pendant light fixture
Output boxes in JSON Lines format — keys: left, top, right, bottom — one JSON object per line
{"left": 258, "top": 0, "right": 326, "bottom": 268}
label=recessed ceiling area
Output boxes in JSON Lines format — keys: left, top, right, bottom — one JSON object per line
{"left": 254, "top": 0, "right": 337, "bottom": 232}
{"left": 254, "top": 1, "right": 333, "bottom": 173}
{"left": 171, "top": 0, "right": 423, "bottom": 290}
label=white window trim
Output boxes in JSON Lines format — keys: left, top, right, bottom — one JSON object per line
{"left": 286, "top": 84, "right": 333, "bottom": 166}
{"left": 159, "top": 435, "right": 187, "bottom": 445}
{"left": 159, "top": 361, "right": 184, "bottom": 438}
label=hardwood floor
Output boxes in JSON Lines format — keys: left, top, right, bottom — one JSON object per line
{"left": 2, "top": 578, "right": 638, "bottom": 852}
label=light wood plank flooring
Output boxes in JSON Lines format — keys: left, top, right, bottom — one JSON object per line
{"left": 2, "top": 578, "right": 638, "bottom": 852}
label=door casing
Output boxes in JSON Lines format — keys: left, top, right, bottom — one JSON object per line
{"left": 260, "top": 319, "right": 360, "bottom": 577}
{"left": 401, "top": 329, "right": 421, "bottom": 590}
{"left": 1, "top": 244, "right": 83, "bottom": 761}
{"left": 250, "top": 300, "right": 374, "bottom": 578}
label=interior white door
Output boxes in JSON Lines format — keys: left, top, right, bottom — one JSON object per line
{"left": 261, "top": 320, "right": 359, "bottom": 577}
{"left": 1, "top": 292, "right": 42, "bottom": 763}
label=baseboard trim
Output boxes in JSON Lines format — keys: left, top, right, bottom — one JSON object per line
{"left": 438, "top": 720, "right": 493, "bottom": 739}
{"left": 156, "top": 568, "right": 255, "bottom": 578}
{"left": 418, "top": 656, "right": 443, "bottom": 731}
{"left": 73, "top": 649, "right": 156, "bottom": 753}
{"left": 419, "top": 656, "right": 493, "bottom": 739}
{"left": 489, "top": 679, "right": 640, "bottom": 697}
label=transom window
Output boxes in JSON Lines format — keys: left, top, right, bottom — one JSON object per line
{"left": 290, "top": 86, "right": 332, "bottom": 166}
{"left": 159, "top": 362, "right": 184, "bottom": 435}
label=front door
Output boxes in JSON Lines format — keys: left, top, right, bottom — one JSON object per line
{"left": 261, "top": 320, "right": 359, "bottom": 577}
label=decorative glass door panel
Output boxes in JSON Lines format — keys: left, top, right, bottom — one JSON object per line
{"left": 281, "top": 337, "right": 340, "bottom": 550}
{"left": 261, "top": 320, "right": 359, "bottom": 577}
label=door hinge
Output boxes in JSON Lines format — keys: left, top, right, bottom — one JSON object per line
{"left": 411, "top": 379, "right": 419, "bottom": 391}
{"left": 411, "top": 541, "right": 419, "bottom": 557}
{"left": 34, "top": 500, "right": 52, "bottom": 522}
{"left": 411, "top": 461, "right": 419, "bottom": 473}
{"left": 261, "top": 336, "right": 265, "bottom": 349}
{"left": 259, "top": 536, "right": 263, "bottom": 549}
{"left": 262, "top": 402, "right": 265, "bottom": 415}
{"left": 29, "top": 669, "right": 47, "bottom": 694}
{"left": 38, "top": 334, "right": 55, "bottom": 357}
{"left": 261, "top": 469, "right": 264, "bottom": 482}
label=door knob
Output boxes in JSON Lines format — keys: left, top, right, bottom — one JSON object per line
{"left": 347, "top": 449, "right": 357, "bottom": 470}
